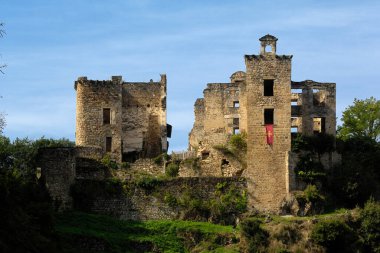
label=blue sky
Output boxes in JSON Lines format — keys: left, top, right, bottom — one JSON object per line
{"left": 1, "top": 0, "right": 380, "bottom": 151}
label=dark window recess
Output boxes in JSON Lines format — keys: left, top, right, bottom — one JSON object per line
{"left": 264, "top": 80, "right": 274, "bottom": 96}
{"left": 167, "top": 124, "right": 172, "bottom": 138}
{"left": 106, "top": 137, "right": 112, "bottom": 152}
{"left": 321, "top": 118, "right": 326, "bottom": 133}
{"left": 122, "top": 151, "right": 140, "bottom": 163}
{"left": 264, "top": 109, "right": 274, "bottom": 124}
{"left": 233, "top": 101, "right": 240, "bottom": 108}
{"left": 233, "top": 118, "right": 239, "bottom": 126}
{"left": 103, "top": 108, "right": 111, "bottom": 124}
{"left": 202, "top": 152, "right": 209, "bottom": 160}
{"left": 221, "top": 159, "right": 229, "bottom": 166}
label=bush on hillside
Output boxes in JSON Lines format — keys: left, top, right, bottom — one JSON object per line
{"left": 240, "top": 218, "right": 269, "bottom": 253}
{"left": 311, "top": 219, "right": 356, "bottom": 253}
{"left": 359, "top": 199, "right": 380, "bottom": 253}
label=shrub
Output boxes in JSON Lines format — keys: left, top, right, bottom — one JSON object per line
{"left": 273, "top": 224, "right": 300, "bottom": 245}
{"left": 135, "top": 175, "right": 164, "bottom": 191}
{"left": 304, "top": 184, "right": 325, "bottom": 203}
{"left": 229, "top": 132, "right": 247, "bottom": 152}
{"left": 181, "top": 157, "right": 200, "bottom": 171}
{"left": 153, "top": 153, "right": 169, "bottom": 165}
{"left": 295, "top": 153, "right": 326, "bottom": 184}
{"left": 121, "top": 162, "right": 130, "bottom": 169}
{"left": 164, "top": 193, "right": 178, "bottom": 208}
{"left": 311, "top": 219, "right": 356, "bottom": 252}
{"left": 210, "top": 185, "right": 247, "bottom": 224}
{"left": 240, "top": 218, "right": 269, "bottom": 253}
{"left": 359, "top": 199, "right": 380, "bottom": 253}
{"left": 100, "top": 154, "right": 118, "bottom": 170}
{"left": 165, "top": 163, "right": 179, "bottom": 177}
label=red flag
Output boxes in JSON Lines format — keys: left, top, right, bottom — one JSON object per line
{"left": 265, "top": 124, "right": 274, "bottom": 145}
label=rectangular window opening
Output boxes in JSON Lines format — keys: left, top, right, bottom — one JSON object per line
{"left": 233, "top": 118, "right": 239, "bottom": 126}
{"left": 291, "top": 101, "right": 298, "bottom": 106}
{"left": 233, "top": 101, "right": 240, "bottom": 108}
{"left": 264, "top": 80, "right": 274, "bottom": 96}
{"left": 202, "top": 151, "right": 209, "bottom": 160}
{"left": 103, "top": 108, "right": 111, "bottom": 125}
{"left": 291, "top": 127, "right": 298, "bottom": 133}
{"left": 106, "top": 137, "right": 112, "bottom": 152}
{"left": 264, "top": 109, "right": 274, "bottom": 125}
{"left": 233, "top": 128, "right": 240, "bottom": 135}
{"left": 313, "top": 117, "right": 326, "bottom": 134}
{"left": 291, "top": 88, "right": 302, "bottom": 93}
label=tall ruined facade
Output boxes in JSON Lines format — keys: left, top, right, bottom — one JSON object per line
{"left": 75, "top": 75, "right": 170, "bottom": 162}
{"left": 189, "top": 35, "right": 338, "bottom": 212}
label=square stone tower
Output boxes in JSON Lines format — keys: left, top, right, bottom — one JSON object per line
{"left": 244, "top": 35, "right": 292, "bottom": 213}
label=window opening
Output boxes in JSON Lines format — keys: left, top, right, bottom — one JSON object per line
{"left": 264, "top": 80, "right": 274, "bottom": 96}
{"left": 291, "top": 88, "right": 302, "bottom": 93}
{"left": 103, "top": 108, "right": 111, "bottom": 125}
{"left": 291, "top": 101, "right": 298, "bottom": 106}
{"left": 313, "top": 117, "right": 326, "bottom": 134}
{"left": 264, "top": 109, "right": 274, "bottom": 125}
{"left": 233, "top": 101, "right": 240, "bottom": 108}
{"left": 201, "top": 151, "right": 209, "bottom": 160}
{"left": 221, "top": 159, "right": 229, "bottom": 166}
{"left": 106, "top": 137, "right": 112, "bottom": 152}
{"left": 265, "top": 45, "right": 272, "bottom": 53}
{"left": 233, "top": 128, "right": 240, "bottom": 135}
{"left": 233, "top": 118, "right": 239, "bottom": 126}
{"left": 291, "top": 127, "right": 298, "bottom": 133}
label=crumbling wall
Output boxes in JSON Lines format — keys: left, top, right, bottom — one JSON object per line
{"left": 188, "top": 80, "right": 245, "bottom": 177}
{"left": 122, "top": 78, "right": 166, "bottom": 158}
{"left": 37, "top": 147, "right": 76, "bottom": 210}
{"left": 291, "top": 80, "right": 336, "bottom": 136}
{"left": 75, "top": 75, "right": 168, "bottom": 162}
{"left": 73, "top": 177, "right": 247, "bottom": 221}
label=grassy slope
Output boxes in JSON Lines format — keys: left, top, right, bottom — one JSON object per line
{"left": 56, "top": 212, "right": 240, "bottom": 253}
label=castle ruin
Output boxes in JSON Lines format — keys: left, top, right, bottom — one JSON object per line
{"left": 188, "top": 34, "right": 338, "bottom": 212}
{"left": 38, "top": 34, "right": 340, "bottom": 215}
{"left": 75, "top": 75, "right": 171, "bottom": 162}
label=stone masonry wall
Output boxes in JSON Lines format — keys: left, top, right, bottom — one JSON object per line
{"left": 37, "top": 147, "right": 76, "bottom": 210}
{"left": 75, "top": 75, "right": 168, "bottom": 162}
{"left": 74, "top": 177, "right": 247, "bottom": 221}
{"left": 75, "top": 77, "right": 123, "bottom": 161}
{"left": 244, "top": 36, "right": 293, "bottom": 213}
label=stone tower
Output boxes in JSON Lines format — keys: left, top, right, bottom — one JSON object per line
{"left": 74, "top": 75, "right": 169, "bottom": 162}
{"left": 244, "top": 35, "right": 292, "bottom": 213}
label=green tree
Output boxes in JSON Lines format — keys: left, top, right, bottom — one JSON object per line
{"left": 338, "top": 97, "right": 380, "bottom": 141}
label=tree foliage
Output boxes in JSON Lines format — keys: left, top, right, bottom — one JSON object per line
{"left": 338, "top": 97, "right": 380, "bottom": 141}
{"left": 0, "top": 135, "right": 74, "bottom": 252}
{"left": 330, "top": 136, "right": 380, "bottom": 207}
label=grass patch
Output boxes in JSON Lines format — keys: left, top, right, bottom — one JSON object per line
{"left": 56, "top": 211, "right": 239, "bottom": 253}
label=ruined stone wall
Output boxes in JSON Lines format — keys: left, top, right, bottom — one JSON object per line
{"left": 189, "top": 98, "right": 205, "bottom": 150}
{"left": 37, "top": 147, "right": 76, "bottom": 210}
{"left": 244, "top": 45, "right": 293, "bottom": 213}
{"left": 291, "top": 80, "right": 336, "bottom": 136}
{"left": 122, "top": 78, "right": 166, "bottom": 158}
{"left": 74, "top": 177, "right": 246, "bottom": 221}
{"left": 75, "top": 75, "right": 167, "bottom": 162}
{"left": 75, "top": 76, "right": 123, "bottom": 161}
{"left": 188, "top": 80, "right": 245, "bottom": 177}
